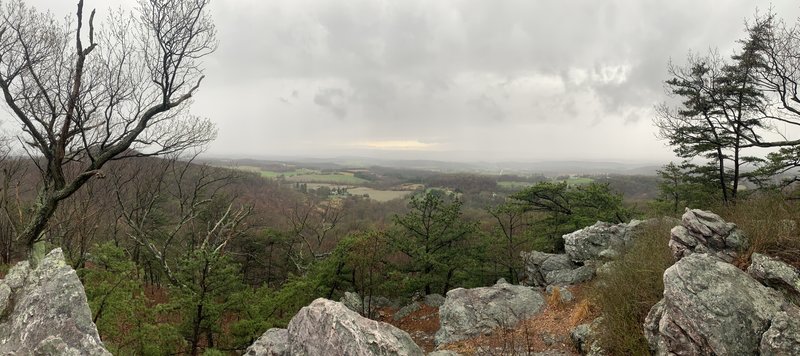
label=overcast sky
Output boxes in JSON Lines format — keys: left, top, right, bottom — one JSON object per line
{"left": 25, "top": 0, "right": 800, "bottom": 163}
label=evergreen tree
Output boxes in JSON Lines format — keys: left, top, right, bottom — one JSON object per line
{"left": 390, "top": 190, "right": 478, "bottom": 295}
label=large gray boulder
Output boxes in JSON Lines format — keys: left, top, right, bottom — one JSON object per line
{"left": 644, "top": 253, "right": 783, "bottom": 355}
{"left": 287, "top": 298, "right": 423, "bottom": 356}
{"left": 747, "top": 252, "right": 800, "bottom": 304}
{"left": 435, "top": 279, "right": 545, "bottom": 345}
{"left": 244, "top": 328, "right": 289, "bottom": 356}
{"left": 669, "top": 209, "right": 747, "bottom": 263}
{"left": 424, "top": 294, "right": 445, "bottom": 308}
{"left": 563, "top": 220, "right": 643, "bottom": 262}
{"left": 520, "top": 250, "right": 576, "bottom": 286}
{"left": 341, "top": 291, "right": 365, "bottom": 314}
{"left": 544, "top": 264, "right": 595, "bottom": 286}
{"left": 0, "top": 248, "right": 111, "bottom": 355}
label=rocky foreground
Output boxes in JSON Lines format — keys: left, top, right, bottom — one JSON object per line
{"left": 2, "top": 209, "right": 799, "bottom": 355}
{"left": 0, "top": 248, "right": 110, "bottom": 355}
{"left": 644, "top": 209, "right": 800, "bottom": 355}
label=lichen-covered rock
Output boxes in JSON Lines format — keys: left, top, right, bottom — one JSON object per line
{"left": 244, "top": 328, "right": 289, "bottom": 356}
{"left": 435, "top": 280, "right": 545, "bottom": 345}
{"left": 0, "top": 248, "right": 111, "bottom": 355}
{"left": 424, "top": 294, "right": 445, "bottom": 307}
{"left": 546, "top": 285, "right": 573, "bottom": 303}
{"left": 563, "top": 220, "right": 643, "bottom": 263}
{"left": 341, "top": 291, "right": 364, "bottom": 314}
{"left": 394, "top": 302, "right": 422, "bottom": 321}
{"left": 427, "top": 351, "right": 461, "bottom": 356}
{"left": 287, "top": 298, "right": 423, "bottom": 356}
{"left": 521, "top": 251, "right": 577, "bottom": 286}
{"left": 644, "top": 253, "right": 782, "bottom": 355}
{"left": 759, "top": 305, "right": 800, "bottom": 355}
{"left": 571, "top": 317, "right": 604, "bottom": 356}
{"left": 669, "top": 209, "right": 747, "bottom": 262}
{"left": 747, "top": 253, "right": 800, "bottom": 304}
{"left": 544, "top": 265, "right": 595, "bottom": 286}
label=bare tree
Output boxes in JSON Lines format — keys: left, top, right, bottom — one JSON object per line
{"left": 112, "top": 153, "right": 248, "bottom": 286}
{"left": 0, "top": 0, "right": 217, "bottom": 252}
{"left": 283, "top": 197, "right": 345, "bottom": 272}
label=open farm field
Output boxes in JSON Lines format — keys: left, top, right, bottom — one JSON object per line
{"left": 349, "top": 187, "right": 414, "bottom": 202}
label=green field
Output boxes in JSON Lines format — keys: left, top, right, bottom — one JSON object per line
{"left": 497, "top": 181, "right": 536, "bottom": 189}
{"left": 284, "top": 173, "right": 367, "bottom": 184}
{"left": 258, "top": 168, "right": 315, "bottom": 178}
{"left": 349, "top": 187, "right": 413, "bottom": 202}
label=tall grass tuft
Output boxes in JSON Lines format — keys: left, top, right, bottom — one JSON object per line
{"left": 588, "top": 218, "right": 674, "bottom": 355}
{"left": 717, "top": 193, "right": 800, "bottom": 269}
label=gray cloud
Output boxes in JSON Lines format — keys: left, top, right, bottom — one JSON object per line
{"left": 313, "top": 88, "right": 349, "bottom": 119}
{"left": 22, "top": 0, "right": 800, "bottom": 162}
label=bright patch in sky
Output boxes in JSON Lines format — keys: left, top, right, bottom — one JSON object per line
{"left": 356, "top": 140, "right": 437, "bottom": 150}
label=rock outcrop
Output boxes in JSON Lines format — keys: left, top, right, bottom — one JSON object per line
{"left": 287, "top": 298, "right": 423, "bottom": 355}
{"left": 759, "top": 305, "right": 800, "bottom": 354}
{"left": 0, "top": 248, "right": 111, "bottom": 355}
{"left": 571, "top": 317, "right": 603, "bottom": 356}
{"left": 669, "top": 208, "right": 747, "bottom": 263}
{"left": 563, "top": 220, "right": 643, "bottom": 262}
{"left": 435, "top": 279, "right": 545, "bottom": 346}
{"left": 520, "top": 251, "right": 577, "bottom": 286}
{"left": 747, "top": 252, "right": 800, "bottom": 304}
{"left": 244, "top": 328, "right": 289, "bottom": 356}
{"left": 644, "top": 209, "right": 800, "bottom": 355}
{"left": 424, "top": 294, "right": 445, "bottom": 308}
{"left": 520, "top": 250, "right": 596, "bottom": 287}
{"left": 644, "top": 253, "right": 782, "bottom": 355}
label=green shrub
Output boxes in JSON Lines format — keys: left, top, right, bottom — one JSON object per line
{"left": 589, "top": 219, "right": 674, "bottom": 355}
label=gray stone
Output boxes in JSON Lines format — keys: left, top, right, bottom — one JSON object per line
{"left": 669, "top": 209, "right": 747, "bottom": 263}
{"left": 521, "top": 251, "right": 577, "bottom": 286}
{"left": 287, "top": 298, "right": 423, "bottom": 356}
{"left": 544, "top": 265, "right": 595, "bottom": 286}
{"left": 644, "top": 253, "right": 782, "bottom": 355}
{"left": 341, "top": 291, "right": 364, "bottom": 315}
{"left": 571, "top": 317, "right": 605, "bottom": 356}
{"left": 0, "top": 248, "right": 111, "bottom": 355}
{"left": 394, "top": 302, "right": 422, "bottom": 321}
{"left": 427, "top": 351, "right": 461, "bottom": 356}
{"left": 570, "top": 324, "right": 591, "bottom": 353}
{"left": 0, "top": 283, "right": 10, "bottom": 316}
{"left": 747, "top": 253, "right": 800, "bottom": 304}
{"left": 759, "top": 305, "right": 800, "bottom": 355}
{"left": 563, "top": 220, "right": 643, "bottom": 263}
{"left": 435, "top": 280, "right": 545, "bottom": 345}
{"left": 366, "top": 295, "right": 394, "bottom": 308}
{"left": 546, "top": 285, "right": 573, "bottom": 303}
{"left": 424, "top": 294, "right": 445, "bottom": 308}
{"left": 244, "top": 328, "right": 289, "bottom": 356}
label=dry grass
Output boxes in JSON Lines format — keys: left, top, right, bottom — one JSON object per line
{"left": 443, "top": 286, "right": 594, "bottom": 355}
{"left": 716, "top": 194, "right": 800, "bottom": 270}
{"left": 587, "top": 218, "right": 674, "bottom": 355}
{"left": 547, "top": 287, "right": 565, "bottom": 310}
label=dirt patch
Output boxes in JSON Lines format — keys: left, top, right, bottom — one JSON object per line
{"left": 379, "top": 304, "right": 440, "bottom": 352}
